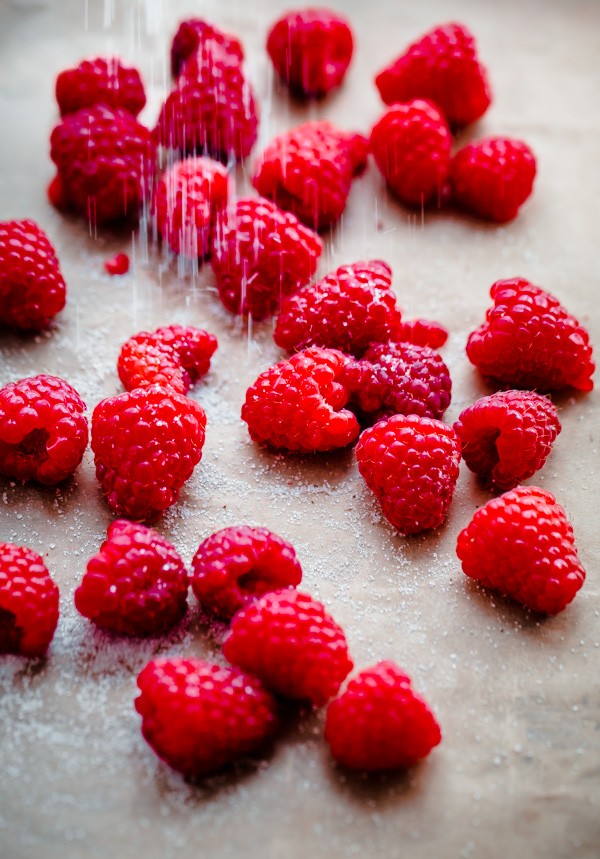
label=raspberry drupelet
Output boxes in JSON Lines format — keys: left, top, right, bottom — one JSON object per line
{"left": 0, "top": 543, "right": 59, "bottom": 657}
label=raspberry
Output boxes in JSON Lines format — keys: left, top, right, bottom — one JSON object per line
{"left": 375, "top": 22, "right": 491, "bottom": 127}
{"left": 451, "top": 137, "right": 536, "bottom": 222}
{"left": 0, "top": 375, "right": 88, "bottom": 485}
{"left": 397, "top": 318, "right": 448, "bottom": 349}
{"left": 370, "top": 100, "right": 451, "bottom": 207}
{"left": 267, "top": 9, "right": 353, "bottom": 97}
{"left": 356, "top": 414, "right": 461, "bottom": 535}
{"left": 252, "top": 121, "right": 367, "bottom": 231}
{"left": 135, "top": 658, "right": 278, "bottom": 777}
{"left": 211, "top": 197, "right": 322, "bottom": 319}
{"left": 242, "top": 347, "right": 359, "bottom": 452}
{"left": 50, "top": 105, "right": 156, "bottom": 225}
{"left": 75, "top": 520, "right": 188, "bottom": 636}
{"left": 0, "top": 543, "right": 59, "bottom": 657}
{"left": 91, "top": 385, "right": 206, "bottom": 522}
{"left": 467, "top": 278, "right": 595, "bottom": 392}
{"left": 274, "top": 260, "right": 401, "bottom": 356}
{"left": 55, "top": 57, "right": 146, "bottom": 117}
{"left": 222, "top": 590, "right": 353, "bottom": 706}
{"left": 324, "top": 662, "right": 442, "bottom": 770}
{"left": 0, "top": 219, "right": 67, "bottom": 332}
{"left": 191, "top": 526, "right": 302, "bottom": 619}
{"left": 456, "top": 486, "right": 586, "bottom": 614}
{"left": 104, "top": 252, "right": 129, "bottom": 275}
{"left": 454, "top": 390, "right": 561, "bottom": 491}
{"left": 170, "top": 19, "right": 244, "bottom": 78}
{"left": 118, "top": 325, "right": 217, "bottom": 395}
{"left": 154, "top": 157, "right": 229, "bottom": 257}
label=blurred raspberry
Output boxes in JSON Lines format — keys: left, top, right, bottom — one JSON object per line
{"left": 0, "top": 542, "right": 59, "bottom": 657}
{"left": 55, "top": 56, "right": 146, "bottom": 117}
{"left": 170, "top": 18, "right": 244, "bottom": 78}
{"left": 397, "top": 318, "right": 448, "bottom": 349}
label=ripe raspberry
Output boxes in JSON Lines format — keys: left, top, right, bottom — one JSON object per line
{"left": 454, "top": 390, "right": 561, "bottom": 491}
{"left": 170, "top": 18, "right": 244, "bottom": 78}
{"left": 154, "top": 157, "right": 229, "bottom": 257}
{"left": 223, "top": 590, "right": 353, "bottom": 706}
{"left": 252, "top": 121, "right": 367, "bottom": 231}
{"left": 91, "top": 385, "right": 206, "bottom": 522}
{"left": 324, "top": 662, "right": 442, "bottom": 770}
{"left": 242, "top": 347, "right": 359, "bottom": 452}
{"left": 397, "top": 318, "right": 448, "bottom": 349}
{"left": 50, "top": 105, "right": 156, "bottom": 225}
{"left": 0, "top": 219, "right": 67, "bottom": 332}
{"left": 370, "top": 100, "right": 451, "bottom": 207}
{"left": 356, "top": 414, "right": 461, "bottom": 535}
{"left": 118, "top": 325, "right": 217, "bottom": 395}
{"left": 104, "top": 252, "right": 129, "bottom": 276}
{"left": 191, "top": 526, "right": 302, "bottom": 619}
{"left": 467, "top": 278, "right": 595, "bottom": 392}
{"left": 457, "top": 486, "right": 586, "bottom": 614}
{"left": 211, "top": 197, "right": 322, "bottom": 319}
{"left": 135, "top": 658, "right": 278, "bottom": 777}
{"left": 0, "top": 543, "right": 59, "bottom": 657}
{"left": 55, "top": 57, "right": 146, "bottom": 117}
{"left": 451, "top": 137, "right": 536, "bottom": 222}
{"left": 0, "top": 375, "right": 88, "bottom": 485}
{"left": 75, "top": 520, "right": 188, "bottom": 636}
{"left": 375, "top": 22, "right": 491, "bottom": 127}
{"left": 267, "top": 9, "right": 353, "bottom": 97}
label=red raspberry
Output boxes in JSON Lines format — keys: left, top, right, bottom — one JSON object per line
{"left": 467, "top": 278, "right": 595, "bottom": 392}
{"left": 55, "top": 57, "right": 146, "bottom": 117}
{"left": 397, "top": 318, "right": 448, "bottom": 349}
{"left": 135, "top": 658, "right": 278, "bottom": 777}
{"left": 222, "top": 590, "right": 353, "bottom": 706}
{"left": 104, "top": 252, "right": 129, "bottom": 276}
{"left": 356, "top": 414, "right": 461, "bottom": 535}
{"left": 0, "top": 375, "right": 88, "bottom": 485}
{"left": 0, "top": 543, "right": 59, "bottom": 657}
{"left": 191, "top": 526, "right": 302, "bottom": 619}
{"left": 118, "top": 324, "right": 217, "bottom": 395}
{"left": 252, "top": 121, "right": 367, "bottom": 231}
{"left": 370, "top": 100, "right": 451, "bottom": 207}
{"left": 457, "top": 486, "right": 586, "bottom": 614}
{"left": 375, "top": 22, "right": 491, "bottom": 127}
{"left": 0, "top": 219, "right": 67, "bottom": 332}
{"left": 242, "top": 347, "right": 359, "bottom": 452}
{"left": 274, "top": 260, "right": 401, "bottom": 356}
{"left": 454, "top": 390, "right": 561, "bottom": 491}
{"left": 91, "top": 385, "right": 206, "bottom": 522}
{"left": 451, "top": 137, "right": 536, "bottom": 222}
{"left": 267, "top": 9, "right": 353, "bottom": 97}
{"left": 170, "top": 18, "right": 244, "bottom": 78}
{"left": 211, "top": 197, "right": 322, "bottom": 319}
{"left": 154, "top": 157, "right": 229, "bottom": 257}
{"left": 324, "top": 662, "right": 442, "bottom": 770}
{"left": 50, "top": 105, "right": 156, "bottom": 225}
{"left": 75, "top": 520, "right": 188, "bottom": 636}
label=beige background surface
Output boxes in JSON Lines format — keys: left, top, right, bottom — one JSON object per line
{"left": 0, "top": 0, "right": 599, "bottom": 857}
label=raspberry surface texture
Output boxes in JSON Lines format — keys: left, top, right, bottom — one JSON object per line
{"left": 397, "top": 318, "right": 448, "bottom": 349}
{"left": 55, "top": 57, "right": 146, "bottom": 117}
{"left": 170, "top": 18, "right": 244, "bottom": 78}
{"left": 457, "top": 486, "right": 586, "bottom": 614}
{"left": 0, "top": 542, "right": 59, "bottom": 657}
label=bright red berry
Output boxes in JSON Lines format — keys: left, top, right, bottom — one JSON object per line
{"left": 457, "top": 486, "right": 586, "bottom": 614}
{"left": 55, "top": 57, "right": 146, "bottom": 117}
{"left": 0, "top": 543, "right": 59, "bottom": 657}
{"left": 104, "top": 252, "right": 129, "bottom": 275}
{"left": 324, "top": 661, "right": 442, "bottom": 770}
{"left": 222, "top": 590, "right": 353, "bottom": 706}
{"left": 467, "top": 278, "right": 595, "bottom": 392}
{"left": 170, "top": 18, "right": 244, "bottom": 78}
{"left": 397, "top": 318, "right": 448, "bottom": 349}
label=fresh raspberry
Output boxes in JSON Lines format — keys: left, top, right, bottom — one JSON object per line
{"left": 267, "top": 8, "right": 353, "bottom": 97}
{"left": 91, "top": 385, "right": 206, "bottom": 522}
{"left": 50, "top": 105, "right": 156, "bottom": 225}
{"left": 191, "top": 526, "right": 302, "bottom": 619}
{"left": 370, "top": 100, "right": 451, "bottom": 207}
{"left": 75, "top": 520, "right": 188, "bottom": 636}
{"left": 451, "top": 137, "right": 536, "bottom": 222}
{"left": 454, "top": 391, "right": 561, "bottom": 491}
{"left": 211, "top": 197, "right": 322, "bottom": 319}
{"left": 324, "top": 662, "right": 442, "bottom": 770}
{"left": 0, "top": 375, "right": 88, "bottom": 485}
{"left": 118, "top": 325, "right": 217, "bottom": 395}
{"left": 457, "top": 486, "right": 586, "bottom": 614}
{"left": 0, "top": 543, "right": 59, "bottom": 657}
{"left": 397, "top": 318, "right": 448, "bottom": 349}
{"left": 242, "top": 347, "right": 359, "bottom": 452}
{"left": 104, "top": 253, "right": 129, "bottom": 275}
{"left": 55, "top": 57, "right": 146, "bottom": 117}
{"left": 467, "top": 278, "right": 595, "bottom": 392}
{"left": 356, "top": 414, "right": 461, "bottom": 535}
{"left": 135, "top": 658, "right": 278, "bottom": 777}
{"left": 223, "top": 590, "right": 353, "bottom": 706}
{"left": 375, "top": 22, "right": 491, "bottom": 127}
{"left": 154, "top": 157, "right": 229, "bottom": 257}
{"left": 170, "top": 18, "right": 244, "bottom": 78}
{"left": 0, "top": 220, "right": 66, "bottom": 332}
